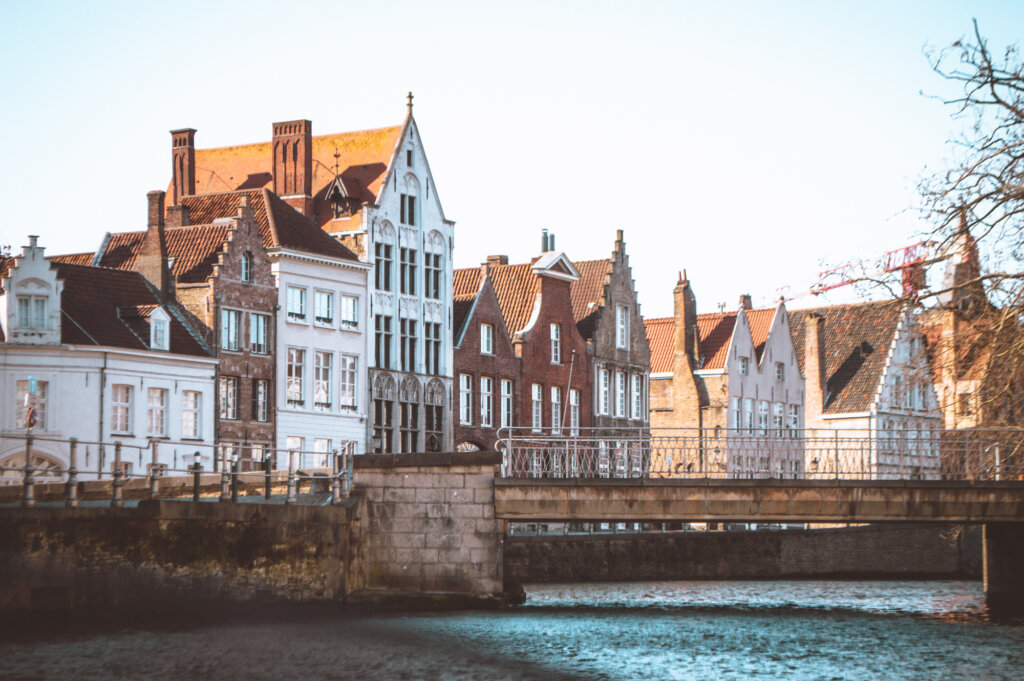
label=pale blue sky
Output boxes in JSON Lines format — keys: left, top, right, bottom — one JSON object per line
{"left": 2, "top": 1, "right": 1022, "bottom": 317}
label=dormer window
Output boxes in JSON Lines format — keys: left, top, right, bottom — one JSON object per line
{"left": 150, "top": 308, "right": 171, "bottom": 351}
{"left": 17, "top": 295, "right": 47, "bottom": 329}
{"left": 241, "top": 252, "right": 253, "bottom": 283}
{"left": 738, "top": 356, "right": 749, "bottom": 376}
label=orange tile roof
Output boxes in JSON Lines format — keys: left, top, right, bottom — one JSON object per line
{"left": 570, "top": 259, "right": 614, "bottom": 339}
{"left": 95, "top": 224, "right": 232, "bottom": 284}
{"left": 789, "top": 301, "right": 902, "bottom": 414}
{"left": 644, "top": 317, "right": 675, "bottom": 373}
{"left": 51, "top": 252, "right": 94, "bottom": 266}
{"left": 454, "top": 263, "right": 543, "bottom": 337}
{"left": 187, "top": 126, "right": 403, "bottom": 229}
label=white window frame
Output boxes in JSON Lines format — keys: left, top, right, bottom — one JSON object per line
{"left": 314, "top": 351, "right": 332, "bottom": 409}
{"left": 744, "top": 397, "right": 754, "bottom": 435}
{"left": 569, "top": 389, "right": 580, "bottom": 436}
{"left": 773, "top": 402, "right": 784, "bottom": 437}
{"left": 630, "top": 374, "right": 642, "bottom": 420}
{"left": 459, "top": 373, "right": 473, "bottom": 425}
{"left": 254, "top": 379, "right": 269, "bottom": 422}
{"left": 500, "top": 379, "right": 513, "bottom": 428}
{"left": 16, "top": 295, "right": 48, "bottom": 329}
{"left": 314, "top": 290, "right": 334, "bottom": 326}
{"left": 531, "top": 383, "right": 543, "bottom": 432}
{"left": 182, "top": 391, "right": 201, "bottom": 438}
{"left": 219, "top": 376, "right": 238, "bottom": 420}
{"left": 614, "top": 371, "right": 626, "bottom": 418}
{"left": 738, "top": 356, "right": 749, "bottom": 376}
{"left": 287, "top": 286, "right": 306, "bottom": 322}
{"left": 616, "top": 304, "right": 629, "bottom": 349}
{"left": 758, "top": 400, "right": 769, "bottom": 436}
{"left": 241, "top": 252, "right": 253, "bottom": 283}
{"left": 480, "top": 376, "right": 493, "bottom": 427}
{"left": 250, "top": 313, "right": 269, "bottom": 354}
{"left": 151, "top": 314, "right": 169, "bottom": 351}
{"left": 220, "top": 308, "right": 242, "bottom": 351}
{"left": 599, "top": 369, "right": 610, "bottom": 415}
{"left": 340, "top": 355, "right": 358, "bottom": 410}
{"left": 550, "top": 323, "right": 561, "bottom": 364}
{"left": 340, "top": 295, "right": 359, "bottom": 330}
{"left": 551, "top": 386, "right": 562, "bottom": 435}
{"left": 775, "top": 362, "right": 784, "bottom": 381}
{"left": 480, "top": 323, "right": 494, "bottom": 355}
{"left": 16, "top": 379, "right": 48, "bottom": 431}
{"left": 287, "top": 347, "right": 305, "bottom": 406}
{"left": 731, "top": 397, "right": 741, "bottom": 430}
{"left": 147, "top": 387, "right": 167, "bottom": 436}
{"left": 111, "top": 384, "right": 133, "bottom": 434}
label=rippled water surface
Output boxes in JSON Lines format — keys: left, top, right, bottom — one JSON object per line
{"left": 3, "top": 581, "right": 1023, "bottom": 680}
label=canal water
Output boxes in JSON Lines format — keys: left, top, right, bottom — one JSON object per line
{"left": 3, "top": 581, "right": 1022, "bottom": 680}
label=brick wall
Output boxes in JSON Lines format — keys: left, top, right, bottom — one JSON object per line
{"left": 352, "top": 452, "right": 503, "bottom": 604}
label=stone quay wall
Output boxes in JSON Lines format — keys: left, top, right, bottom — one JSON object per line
{"left": 351, "top": 452, "right": 504, "bottom": 607}
{"left": 505, "top": 523, "right": 982, "bottom": 583}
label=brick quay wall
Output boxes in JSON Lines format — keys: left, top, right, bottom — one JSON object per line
{"left": 505, "top": 524, "right": 982, "bottom": 583}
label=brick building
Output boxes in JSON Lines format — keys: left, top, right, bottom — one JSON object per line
{"left": 571, "top": 230, "right": 651, "bottom": 431}
{"left": 645, "top": 274, "right": 804, "bottom": 477}
{"left": 452, "top": 261, "right": 520, "bottom": 450}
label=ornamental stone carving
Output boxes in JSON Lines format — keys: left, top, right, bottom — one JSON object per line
{"left": 372, "top": 373, "right": 397, "bottom": 401}
{"left": 423, "top": 301, "right": 442, "bottom": 323}
{"left": 374, "top": 291, "right": 394, "bottom": 310}
{"left": 400, "top": 227, "right": 417, "bottom": 249}
{"left": 399, "top": 296, "right": 419, "bottom": 319}
{"left": 400, "top": 375, "right": 421, "bottom": 403}
{"left": 426, "top": 378, "right": 446, "bottom": 406}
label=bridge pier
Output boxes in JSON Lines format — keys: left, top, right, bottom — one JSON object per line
{"left": 984, "top": 523, "right": 1024, "bottom": 616}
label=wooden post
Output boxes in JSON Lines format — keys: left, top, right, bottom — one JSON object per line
{"left": 148, "top": 439, "right": 160, "bottom": 501}
{"left": 111, "top": 441, "right": 124, "bottom": 508}
{"left": 66, "top": 438, "right": 78, "bottom": 508}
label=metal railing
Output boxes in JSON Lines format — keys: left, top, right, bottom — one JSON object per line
{"left": 0, "top": 434, "right": 354, "bottom": 508}
{"left": 496, "top": 427, "right": 1024, "bottom": 482}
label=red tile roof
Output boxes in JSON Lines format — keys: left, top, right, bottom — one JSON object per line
{"left": 644, "top": 307, "right": 777, "bottom": 373}
{"left": 186, "top": 126, "right": 404, "bottom": 230}
{"left": 570, "top": 259, "right": 614, "bottom": 339}
{"left": 644, "top": 317, "right": 675, "bottom": 373}
{"left": 51, "top": 252, "right": 94, "bottom": 266}
{"left": 453, "top": 263, "right": 541, "bottom": 337}
{"left": 788, "top": 301, "right": 902, "bottom": 414}
{"left": 94, "top": 224, "right": 231, "bottom": 283}
{"left": 51, "top": 262, "right": 209, "bottom": 356}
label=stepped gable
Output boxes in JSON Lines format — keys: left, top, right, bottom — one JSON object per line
{"left": 570, "top": 258, "right": 614, "bottom": 338}
{"left": 51, "top": 262, "right": 208, "bottom": 356}
{"left": 788, "top": 301, "right": 902, "bottom": 414}
{"left": 92, "top": 223, "right": 231, "bottom": 283}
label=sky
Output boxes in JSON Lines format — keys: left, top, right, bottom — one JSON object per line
{"left": 2, "top": 1, "right": 1023, "bottom": 318}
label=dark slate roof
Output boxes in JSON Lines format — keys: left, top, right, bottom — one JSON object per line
{"left": 788, "top": 301, "right": 902, "bottom": 415}
{"left": 90, "top": 224, "right": 231, "bottom": 283}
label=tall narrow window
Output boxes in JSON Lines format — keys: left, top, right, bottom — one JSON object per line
{"left": 758, "top": 400, "right": 769, "bottom": 436}
{"left": 425, "top": 323, "right": 441, "bottom": 375}
{"left": 551, "top": 386, "right": 562, "bottom": 435}
{"left": 400, "top": 248, "right": 417, "bottom": 295}
{"left": 241, "top": 252, "right": 253, "bottom": 283}
{"left": 286, "top": 286, "right": 306, "bottom": 322}
{"left": 182, "top": 391, "right": 201, "bottom": 438}
{"left": 738, "top": 356, "right": 749, "bottom": 376}
{"left": 616, "top": 305, "right": 629, "bottom": 349}
{"left": 287, "top": 348, "right": 305, "bottom": 406}
{"left": 569, "top": 389, "right": 580, "bottom": 435}
{"left": 340, "top": 355, "right": 358, "bottom": 410}
{"left": 531, "top": 384, "right": 543, "bottom": 432}
{"left": 400, "top": 194, "right": 417, "bottom": 226}
{"left": 787, "top": 404, "right": 800, "bottom": 438}
{"left": 112, "top": 384, "right": 132, "bottom": 433}
{"left": 426, "top": 405, "right": 443, "bottom": 450}
{"left": 400, "top": 402, "right": 419, "bottom": 452}
{"left": 599, "top": 369, "right": 610, "bottom": 415}
{"left": 480, "top": 323, "right": 493, "bottom": 354}
{"left": 219, "top": 376, "right": 238, "bottom": 419}
{"left": 314, "top": 351, "right": 332, "bottom": 409}
{"left": 315, "top": 291, "right": 334, "bottom": 325}
{"left": 773, "top": 402, "right": 784, "bottom": 437}
{"left": 480, "top": 377, "right": 494, "bottom": 427}
{"left": 151, "top": 319, "right": 168, "bottom": 350}
{"left": 775, "top": 362, "right": 784, "bottom": 381}
{"left": 373, "top": 400, "right": 394, "bottom": 453}
{"left": 614, "top": 371, "right": 626, "bottom": 418}
{"left": 16, "top": 380, "right": 49, "bottom": 431}
{"left": 630, "top": 374, "right": 642, "bottom": 420}
{"left": 375, "top": 315, "right": 393, "bottom": 368}
{"left": 340, "top": 295, "right": 359, "bottom": 330}
{"left": 253, "top": 379, "right": 269, "bottom": 422}
{"left": 220, "top": 309, "right": 241, "bottom": 351}
{"left": 500, "top": 379, "right": 513, "bottom": 428}
{"left": 731, "top": 397, "right": 741, "bottom": 430}
{"left": 744, "top": 398, "right": 754, "bottom": 434}
{"left": 550, "top": 324, "right": 561, "bottom": 364}
{"left": 400, "top": 318, "right": 417, "bottom": 371}
{"left": 250, "top": 313, "right": 269, "bottom": 354}
{"left": 375, "top": 242, "right": 393, "bottom": 291}
{"left": 313, "top": 439, "right": 331, "bottom": 468}
{"left": 424, "top": 253, "right": 441, "bottom": 299}
{"left": 459, "top": 373, "right": 473, "bottom": 425}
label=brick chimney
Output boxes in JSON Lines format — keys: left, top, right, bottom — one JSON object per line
{"left": 272, "top": 119, "right": 314, "bottom": 217}
{"left": 136, "top": 191, "right": 173, "bottom": 300}
{"left": 804, "top": 313, "right": 826, "bottom": 422}
{"left": 673, "top": 271, "right": 699, "bottom": 368}
{"left": 170, "top": 128, "right": 196, "bottom": 204}
{"left": 166, "top": 204, "right": 190, "bottom": 227}
{"left": 486, "top": 255, "right": 508, "bottom": 267}
{"left": 739, "top": 294, "right": 752, "bottom": 310}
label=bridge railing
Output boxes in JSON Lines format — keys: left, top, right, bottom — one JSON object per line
{"left": 495, "top": 427, "right": 1024, "bottom": 481}
{"left": 0, "top": 433, "right": 354, "bottom": 508}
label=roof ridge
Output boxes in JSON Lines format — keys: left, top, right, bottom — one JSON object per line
{"left": 261, "top": 188, "right": 282, "bottom": 247}
{"left": 195, "top": 125, "right": 404, "bottom": 154}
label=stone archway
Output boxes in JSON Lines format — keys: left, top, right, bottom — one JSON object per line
{"left": 0, "top": 450, "right": 64, "bottom": 483}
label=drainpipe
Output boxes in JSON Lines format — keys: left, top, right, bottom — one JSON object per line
{"left": 98, "top": 351, "right": 107, "bottom": 478}
{"left": 562, "top": 349, "right": 576, "bottom": 431}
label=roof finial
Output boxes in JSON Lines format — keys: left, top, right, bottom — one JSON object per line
{"left": 333, "top": 147, "right": 341, "bottom": 177}
{"left": 407, "top": 91, "right": 414, "bottom": 114}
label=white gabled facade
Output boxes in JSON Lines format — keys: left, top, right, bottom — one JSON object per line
{"left": 353, "top": 110, "right": 455, "bottom": 453}
{"left": 271, "top": 249, "right": 371, "bottom": 465}
{"left": 0, "top": 236, "right": 218, "bottom": 480}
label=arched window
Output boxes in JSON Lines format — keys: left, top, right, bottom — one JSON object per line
{"left": 241, "top": 252, "right": 253, "bottom": 283}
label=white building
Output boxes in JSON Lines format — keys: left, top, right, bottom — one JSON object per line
{"left": 0, "top": 236, "right": 218, "bottom": 479}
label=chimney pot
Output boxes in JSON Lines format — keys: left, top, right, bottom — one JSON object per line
{"left": 147, "top": 191, "right": 166, "bottom": 228}
{"left": 541, "top": 229, "right": 549, "bottom": 253}
{"left": 739, "top": 294, "right": 752, "bottom": 310}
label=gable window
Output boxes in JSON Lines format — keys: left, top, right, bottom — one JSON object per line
{"left": 375, "top": 315, "right": 393, "bottom": 369}
{"left": 287, "top": 348, "right": 305, "bottom": 406}
{"left": 481, "top": 376, "right": 494, "bottom": 427}
{"left": 599, "top": 369, "right": 610, "bottom": 415}
{"left": 286, "top": 286, "right": 306, "bottom": 322}
{"left": 340, "top": 295, "right": 359, "bottom": 330}
{"left": 253, "top": 379, "right": 269, "bottom": 422}
{"left": 551, "top": 386, "right": 562, "bottom": 435}
{"left": 375, "top": 242, "right": 393, "bottom": 291}
{"left": 219, "top": 376, "right": 238, "bottom": 420}
{"left": 340, "top": 355, "right": 358, "bottom": 410}
{"left": 400, "top": 248, "right": 417, "bottom": 296}
{"left": 616, "top": 305, "right": 629, "bottom": 349}
{"left": 151, "top": 318, "right": 168, "bottom": 351}
{"left": 400, "top": 194, "right": 417, "bottom": 226}
{"left": 147, "top": 388, "right": 167, "bottom": 436}
{"left": 16, "top": 380, "right": 48, "bottom": 431}
{"left": 111, "top": 384, "right": 133, "bottom": 434}
{"left": 314, "top": 351, "right": 332, "bottom": 409}
{"left": 531, "top": 383, "right": 543, "bottom": 432}
{"left": 16, "top": 295, "right": 47, "bottom": 329}
{"left": 182, "top": 391, "right": 201, "bottom": 438}
{"left": 425, "top": 322, "right": 441, "bottom": 375}
{"left": 775, "top": 362, "right": 784, "bottom": 381}
{"left": 500, "top": 379, "right": 513, "bottom": 428}
{"left": 481, "top": 323, "right": 494, "bottom": 354}
{"left": 220, "top": 309, "right": 241, "bottom": 351}
{"left": 400, "top": 318, "right": 417, "bottom": 371}
{"left": 459, "top": 373, "right": 473, "bottom": 425}
{"left": 315, "top": 290, "right": 334, "bottom": 325}
{"left": 550, "top": 323, "right": 561, "bottom": 364}
{"left": 738, "top": 356, "right": 749, "bottom": 376}
{"left": 424, "top": 253, "right": 442, "bottom": 299}
{"left": 241, "top": 252, "right": 253, "bottom": 283}
{"left": 250, "top": 313, "right": 269, "bottom": 354}
{"left": 406, "top": 149, "right": 413, "bottom": 167}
